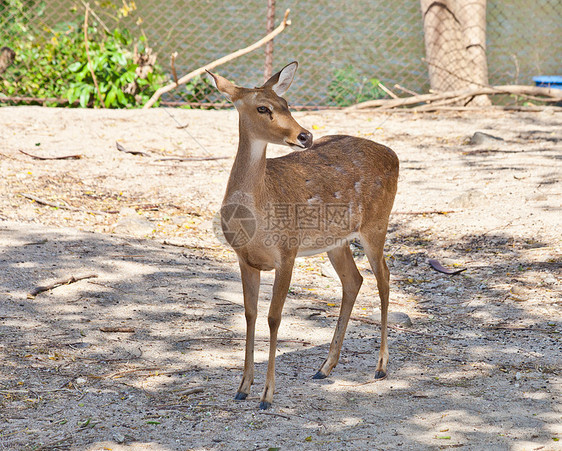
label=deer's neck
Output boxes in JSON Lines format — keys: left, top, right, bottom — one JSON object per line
{"left": 224, "top": 123, "right": 267, "bottom": 205}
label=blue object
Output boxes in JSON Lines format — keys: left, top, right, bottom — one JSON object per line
{"left": 533, "top": 76, "right": 562, "bottom": 90}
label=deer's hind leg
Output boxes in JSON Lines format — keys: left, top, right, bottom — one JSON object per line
{"left": 314, "top": 245, "right": 363, "bottom": 379}
{"left": 360, "top": 228, "right": 391, "bottom": 380}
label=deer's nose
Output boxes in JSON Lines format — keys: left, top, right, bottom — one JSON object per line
{"left": 297, "top": 131, "right": 313, "bottom": 148}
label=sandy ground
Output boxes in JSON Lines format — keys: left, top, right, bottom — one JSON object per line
{"left": 0, "top": 106, "right": 561, "bottom": 450}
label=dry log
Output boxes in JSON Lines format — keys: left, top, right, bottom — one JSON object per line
{"left": 143, "top": 9, "right": 292, "bottom": 109}
{"left": 347, "top": 85, "right": 562, "bottom": 110}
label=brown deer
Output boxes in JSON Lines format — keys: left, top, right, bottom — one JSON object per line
{"left": 207, "top": 62, "right": 399, "bottom": 409}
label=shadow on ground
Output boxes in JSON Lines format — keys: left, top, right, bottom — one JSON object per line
{"left": 0, "top": 220, "right": 560, "bottom": 450}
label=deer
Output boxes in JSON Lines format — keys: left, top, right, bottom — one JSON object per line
{"left": 207, "top": 62, "right": 399, "bottom": 410}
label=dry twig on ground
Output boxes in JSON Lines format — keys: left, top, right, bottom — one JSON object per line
{"left": 28, "top": 273, "right": 98, "bottom": 298}
{"left": 18, "top": 149, "right": 82, "bottom": 160}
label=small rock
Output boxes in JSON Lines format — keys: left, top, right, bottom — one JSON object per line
{"left": 515, "top": 372, "right": 522, "bottom": 381}
{"left": 468, "top": 131, "right": 504, "bottom": 145}
{"left": 543, "top": 274, "right": 557, "bottom": 284}
{"left": 113, "top": 217, "right": 154, "bottom": 237}
{"left": 113, "top": 432, "right": 126, "bottom": 444}
{"left": 75, "top": 377, "right": 87, "bottom": 385}
{"left": 510, "top": 285, "right": 529, "bottom": 301}
{"left": 372, "top": 311, "right": 412, "bottom": 327}
{"left": 172, "top": 215, "right": 190, "bottom": 226}
{"left": 320, "top": 262, "right": 339, "bottom": 280}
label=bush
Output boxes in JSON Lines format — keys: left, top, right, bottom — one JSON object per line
{"left": 0, "top": 2, "right": 167, "bottom": 107}
{"left": 328, "top": 65, "right": 386, "bottom": 107}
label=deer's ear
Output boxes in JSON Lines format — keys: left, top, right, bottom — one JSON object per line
{"left": 206, "top": 70, "right": 239, "bottom": 102}
{"left": 262, "top": 61, "right": 298, "bottom": 96}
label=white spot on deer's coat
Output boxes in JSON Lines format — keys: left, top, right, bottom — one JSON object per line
{"left": 354, "top": 182, "right": 361, "bottom": 193}
{"left": 334, "top": 191, "right": 341, "bottom": 199}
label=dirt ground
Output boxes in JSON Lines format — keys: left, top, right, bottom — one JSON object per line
{"left": 0, "top": 106, "right": 560, "bottom": 450}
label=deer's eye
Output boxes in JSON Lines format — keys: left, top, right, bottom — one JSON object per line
{"left": 257, "top": 106, "right": 271, "bottom": 114}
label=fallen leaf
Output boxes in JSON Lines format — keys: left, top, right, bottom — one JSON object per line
{"left": 429, "top": 259, "right": 466, "bottom": 275}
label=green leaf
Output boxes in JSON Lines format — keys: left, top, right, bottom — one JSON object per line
{"left": 68, "top": 61, "right": 82, "bottom": 72}
{"left": 116, "top": 88, "right": 126, "bottom": 105}
{"left": 105, "top": 87, "right": 117, "bottom": 106}
{"left": 79, "top": 88, "right": 91, "bottom": 107}
{"left": 112, "top": 52, "right": 127, "bottom": 66}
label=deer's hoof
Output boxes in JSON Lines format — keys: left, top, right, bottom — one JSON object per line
{"left": 234, "top": 392, "right": 248, "bottom": 400}
{"left": 259, "top": 401, "right": 272, "bottom": 410}
{"left": 312, "top": 371, "right": 327, "bottom": 380}
{"left": 374, "top": 370, "right": 387, "bottom": 380}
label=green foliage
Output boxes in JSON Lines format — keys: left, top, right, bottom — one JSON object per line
{"left": 0, "top": 4, "right": 167, "bottom": 108}
{"left": 182, "top": 75, "right": 214, "bottom": 105}
{"left": 0, "top": 0, "right": 45, "bottom": 36}
{"left": 328, "top": 65, "right": 386, "bottom": 107}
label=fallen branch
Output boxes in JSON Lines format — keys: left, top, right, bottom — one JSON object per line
{"left": 99, "top": 327, "right": 136, "bottom": 333}
{"left": 394, "top": 84, "right": 419, "bottom": 96}
{"left": 153, "top": 156, "right": 230, "bottom": 162}
{"left": 347, "top": 85, "right": 562, "bottom": 110}
{"left": 394, "top": 210, "right": 456, "bottom": 215}
{"left": 377, "top": 81, "right": 398, "bottom": 99}
{"left": 18, "top": 149, "right": 82, "bottom": 160}
{"left": 105, "top": 367, "right": 159, "bottom": 379}
{"left": 116, "top": 141, "right": 151, "bottom": 156}
{"left": 143, "top": 9, "right": 292, "bottom": 109}
{"left": 20, "top": 193, "right": 112, "bottom": 215}
{"left": 28, "top": 273, "right": 98, "bottom": 298}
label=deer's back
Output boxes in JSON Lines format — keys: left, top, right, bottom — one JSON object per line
{"left": 264, "top": 135, "right": 399, "bottom": 209}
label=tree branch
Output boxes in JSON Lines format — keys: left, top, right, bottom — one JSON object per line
{"left": 142, "top": 9, "right": 292, "bottom": 109}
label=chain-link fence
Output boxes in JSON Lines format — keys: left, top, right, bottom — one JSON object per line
{"left": 1, "top": 0, "right": 561, "bottom": 108}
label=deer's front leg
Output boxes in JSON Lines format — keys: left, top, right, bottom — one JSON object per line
{"left": 260, "top": 257, "right": 295, "bottom": 410}
{"left": 235, "top": 259, "right": 261, "bottom": 400}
